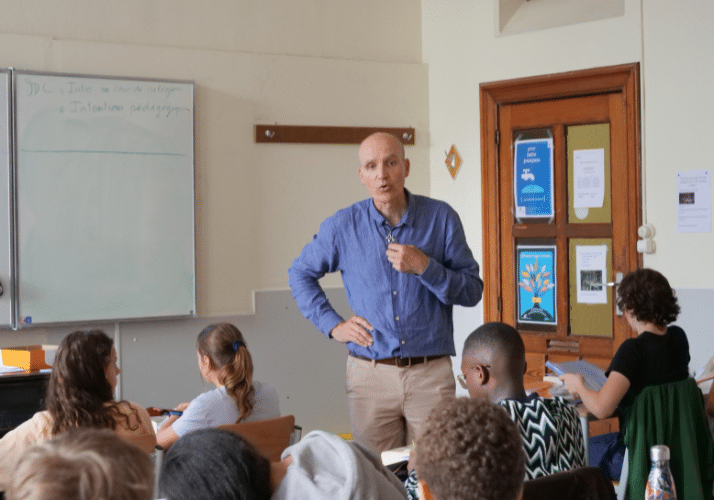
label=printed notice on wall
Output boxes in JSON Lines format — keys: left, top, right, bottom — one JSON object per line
{"left": 576, "top": 245, "right": 608, "bottom": 304}
{"left": 677, "top": 170, "right": 711, "bottom": 233}
{"left": 573, "top": 148, "right": 605, "bottom": 208}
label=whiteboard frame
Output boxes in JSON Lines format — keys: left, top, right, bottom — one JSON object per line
{"left": 0, "top": 69, "right": 13, "bottom": 328}
{"left": 12, "top": 70, "right": 197, "bottom": 328}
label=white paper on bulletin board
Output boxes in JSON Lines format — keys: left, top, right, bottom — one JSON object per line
{"left": 573, "top": 148, "right": 605, "bottom": 208}
{"left": 576, "top": 245, "right": 608, "bottom": 304}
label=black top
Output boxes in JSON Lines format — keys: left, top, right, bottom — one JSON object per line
{"left": 607, "top": 325, "right": 690, "bottom": 401}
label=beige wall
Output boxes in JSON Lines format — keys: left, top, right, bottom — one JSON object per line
{"left": 422, "top": 0, "right": 714, "bottom": 385}
{"left": 640, "top": 0, "right": 714, "bottom": 280}
{"left": 0, "top": 0, "right": 422, "bottom": 63}
{"left": 0, "top": 0, "right": 429, "bottom": 318}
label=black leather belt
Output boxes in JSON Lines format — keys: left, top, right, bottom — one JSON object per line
{"left": 349, "top": 352, "right": 446, "bottom": 368}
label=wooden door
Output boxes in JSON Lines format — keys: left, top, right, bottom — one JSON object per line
{"left": 480, "top": 64, "right": 641, "bottom": 380}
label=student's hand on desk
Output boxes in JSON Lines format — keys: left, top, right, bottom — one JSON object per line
{"left": 386, "top": 243, "right": 429, "bottom": 275}
{"left": 331, "top": 316, "right": 374, "bottom": 348}
{"left": 146, "top": 402, "right": 189, "bottom": 418}
{"left": 146, "top": 407, "right": 165, "bottom": 417}
{"left": 558, "top": 373, "right": 584, "bottom": 398}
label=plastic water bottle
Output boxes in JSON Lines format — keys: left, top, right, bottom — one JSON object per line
{"left": 645, "top": 445, "right": 676, "bottom": 500}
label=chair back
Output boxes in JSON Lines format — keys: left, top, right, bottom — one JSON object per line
{"left": 621, "top": 377, "right": 714, "bottom": 500}
{"left": 120, "top": 432, "right": 158, "bottom": 455}
{"left": 219, "top": 414, "right": 296, "bottom": 462}
{"left": 522, "top": 466, "right": 615, "bottom": 500}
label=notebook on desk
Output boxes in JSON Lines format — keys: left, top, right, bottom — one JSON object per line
{"left": 545, "top": 360, "right": 607, "bottom": 392}
{"left": 381, "top": 443, "right": 414, "bottom": 466}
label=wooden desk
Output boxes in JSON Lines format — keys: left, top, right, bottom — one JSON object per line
{"left": 0, "top": 370, "right": 49, "bottom": 438}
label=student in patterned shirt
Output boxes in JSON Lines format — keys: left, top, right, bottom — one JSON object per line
{"left": 405, "top": 322, "right": 585, "bottom": 499}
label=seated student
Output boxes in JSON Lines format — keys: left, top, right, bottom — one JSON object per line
{"left": 0, "top": 330, "right": 154, "bottom": 492}
{"left": 405, "top": 322, "right": 584, "bottom": 498}
{"left": 7, "top": 428, "right": 154, "bottom": 500}
{"left": 559, "top": 268, "right": 691, "bottom": 482}
{"left": 159, "top": 427, "right": 408, "bottom": 500}
{"left": 154, "top": 323, "right": 280, "bottom": 449}
{"left": 560, "top": 268, "right": 689, "bottom": 420}
{"left": 415, "top": 397, "right": 526, "bottom": 500}
{"left": 459, "top": 322, "right": 586, "bottom": 477}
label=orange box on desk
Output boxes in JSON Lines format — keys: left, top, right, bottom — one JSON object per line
{"left": 1, "top": 345, "right": 52, "bottom": 370}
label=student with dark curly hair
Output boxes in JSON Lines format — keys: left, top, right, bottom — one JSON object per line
{"left": 560, "top": 268, "right": 691, "bottom": 482}
{"left": 0, "top": 330, "right": 154, "bottom": 491}
{"left": 415, "top": 397, "right": 526, "bottom": 500}
{"left": 560, "top": 268, "right": 688, "bottom": 419}
{"left": 154, "top": 323, "right": 280, "bottom": 449}
{"left": 7, "top": 428, "right": 154, "bottom": 500}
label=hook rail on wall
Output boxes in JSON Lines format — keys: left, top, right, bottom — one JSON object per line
{"left": 255, "top": 125, "right": 415, "bottom": 145}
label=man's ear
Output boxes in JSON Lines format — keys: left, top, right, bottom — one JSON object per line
{"left": 475, "top": 364, "right": 490, "bottom": 385}
{"left": 523, "top": 360, "right": 528, "bottom": 375}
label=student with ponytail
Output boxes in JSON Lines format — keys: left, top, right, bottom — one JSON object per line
{"left": 155, "top": 323, "right": 280, "bottom": 449}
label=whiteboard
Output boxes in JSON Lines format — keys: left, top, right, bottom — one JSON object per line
{"left": 13, "top": 71, "right": 195, "bottom": 326}
{"left": 0, "top": 70, "right": 11, "bottom": 327}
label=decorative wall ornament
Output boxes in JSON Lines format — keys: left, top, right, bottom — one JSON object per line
{"left": 445, "top": 144, "right": 461, "bottom": 179}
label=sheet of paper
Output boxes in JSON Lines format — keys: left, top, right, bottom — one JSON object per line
{"left": 573, "top": 148, "right": 605, "bottom": 208}
{"left": 0, "top": 364, "right": 24, "bottom": 374}
{"left": 677, "top": 170, "right": 711, "bottom": 233}
{"left": 576, "top": 245, "right": 607, "bottom": 304}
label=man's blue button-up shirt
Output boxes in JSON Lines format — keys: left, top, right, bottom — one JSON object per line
{"left": 288, "top": 191, "right": 483, "bottom": 359}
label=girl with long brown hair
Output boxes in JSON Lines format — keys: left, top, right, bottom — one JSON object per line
{"left": 0, "top": 330, "right": 154, "bottom": 491}
{"left": 155, "top": 323, "right": 280, "bottom": 449}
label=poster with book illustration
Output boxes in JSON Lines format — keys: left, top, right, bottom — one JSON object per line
{"left": 517, "top": 245, "right": 556, "bottom": 325}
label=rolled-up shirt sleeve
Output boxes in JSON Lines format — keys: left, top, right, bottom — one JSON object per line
{"left": 417, "top": 208, "right": 482, "bottom": 307}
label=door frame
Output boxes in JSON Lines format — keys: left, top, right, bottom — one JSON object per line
{"left": 479, "top": 63, "right": 642, "bottom": 336}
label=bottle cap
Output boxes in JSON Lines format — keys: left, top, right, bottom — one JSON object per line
{"left": 650, "top": 444, "right": 670, "bottom": 461}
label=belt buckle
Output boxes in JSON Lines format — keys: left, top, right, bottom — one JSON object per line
{"left": 396, "top": 357, "right": 411, "bottom": 368}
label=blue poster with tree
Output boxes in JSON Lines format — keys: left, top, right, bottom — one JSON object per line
{"left": 517, "top": 246, "right": 556, "bottom": 325}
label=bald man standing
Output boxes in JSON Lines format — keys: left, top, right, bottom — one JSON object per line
{"left": 289, "top": 133, "right": 483, "bottom": 453}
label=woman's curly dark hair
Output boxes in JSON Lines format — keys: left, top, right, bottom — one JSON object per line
{"left": 46, "top": 330, "right": 138, "bottom": 435}
{"left": 416, "top": 397, "right": 526, "bottom": 500}
{"left": 616, "top": 268, "right": 680, "bottom": 328}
